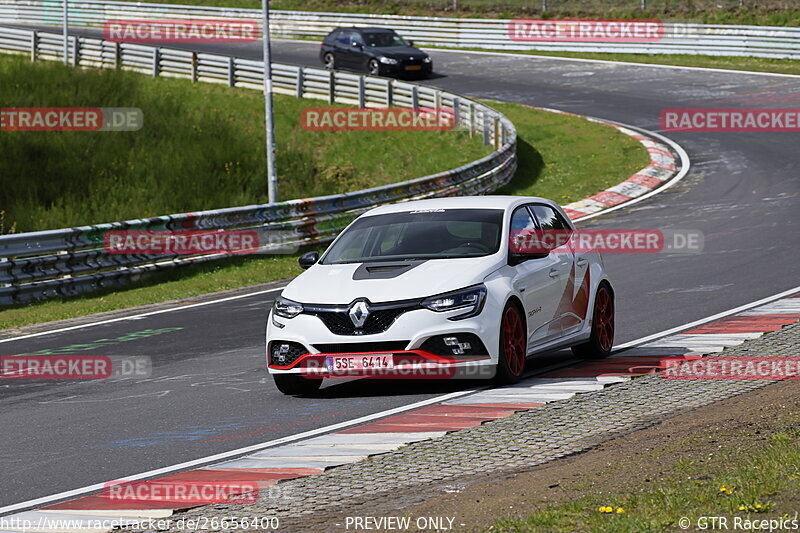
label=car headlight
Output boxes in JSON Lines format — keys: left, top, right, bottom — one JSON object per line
{"left": 423, "top": 56, "right": 432, "bottom": 63}
{"left": 421, "top": 284, "right": 487, "bottom": 320}
{"left": 379, "top": 56, "right": 398, "bottom": 64}
{"left": 273, "top": 296, "right": 303, "bottom": 319}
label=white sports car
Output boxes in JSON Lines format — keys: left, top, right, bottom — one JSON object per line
{"left": 266, "top": 196, "right": 614, "bottom": 395}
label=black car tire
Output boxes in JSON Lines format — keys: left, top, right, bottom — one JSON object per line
{"left": 368, "top": 59, "right": 380, "bottom": 76}
{"left": 323, "top": 52, "right": 335, "bottom": 69}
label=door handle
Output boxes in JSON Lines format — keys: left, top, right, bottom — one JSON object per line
{"left": 576, "top": 258, "right": 588, "bottom": 267}
{"left": 549, "top": 269, "right": 559, "bottom": 278}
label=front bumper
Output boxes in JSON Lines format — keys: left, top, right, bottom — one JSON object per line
{"left": 379, "top": 61, "right": 433, "bottom": 78}
{"left": 267, "top": 305, "right": 500, "bottom": 379}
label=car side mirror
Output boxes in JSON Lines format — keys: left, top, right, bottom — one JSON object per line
{"left": 299, "top": 251, "right": 319, "bottom": 269}
{"left": 508, "top": 250, "right": 549, "bottom": 266}
{"left": 407, "top": 40, "right": 414, "bottom": 47}
{"left": 352, "top": 41, "right": 363, "bottom": 49}
{"left": 508, "top": 229, "right": 550, "bottom": 265}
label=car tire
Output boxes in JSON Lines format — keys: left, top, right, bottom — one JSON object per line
{"left": 495, "top": 301, "right": 527, "bottom": 384}
{"left": 571, "top": 282, "right": 615, "bottom": 360}
{"left": 273, "top": 374, "right": 323, "bottom": 395}
{"left": 368, "top": 59, "right": 380, "bottom": 76}
{"left": 323, "top": 52, "right": 335, "bottom": 69}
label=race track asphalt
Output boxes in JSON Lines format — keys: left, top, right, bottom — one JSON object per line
{"left": 1, "top": 26, "right": 798, "bottom": 509}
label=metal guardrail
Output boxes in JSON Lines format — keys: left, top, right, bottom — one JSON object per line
{"left": 0, "top": 25, "right": 516, "bottom": 306}
{"left": 1, "top": 0, "right": 799, "bottom": 58}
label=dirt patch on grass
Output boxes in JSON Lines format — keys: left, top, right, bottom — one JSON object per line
{"left": 383, "top": 380, "right": 800, "bottom": 531}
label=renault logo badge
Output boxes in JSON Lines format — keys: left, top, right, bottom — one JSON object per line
{"left": 349, "top": 300, "right": 370, "bottom": 328}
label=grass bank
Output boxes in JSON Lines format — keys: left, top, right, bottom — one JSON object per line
{"left": 490, "top": 386, "right": 800, "bottom": 532}
{"left": 0, "top": 53, "right": 490, "bottom": 233}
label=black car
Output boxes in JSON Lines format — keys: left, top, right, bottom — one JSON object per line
{"left": 319, "top": 27, "right": 433, "bottom": 79}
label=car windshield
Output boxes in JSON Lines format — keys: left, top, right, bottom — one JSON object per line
{"left": 362, "top": 32, "right": 408, "bottom": 48}
{"left": 321, "top": 209, "right": 503, "bottom": 264}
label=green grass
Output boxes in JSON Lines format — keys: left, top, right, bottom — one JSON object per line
{"left": 0, "top": 255, "right": 301, "bottom": 331}
{"left": 0, "top": 100, "right": 649, "bottom": 330}
{"left": 0, "top": 54, "right": 490, "bottom": 233}
{"left": 491, "top": 428, "right": 800, "bottom": 532}
{"left": 491, "top": 101, "right": 650, "bottom": 204}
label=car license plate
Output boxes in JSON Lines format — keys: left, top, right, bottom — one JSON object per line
{"left": 405, "top": 65, "right": 422, "bottom": 71}
{"left": 325, "top": 354, "right": 394, "bottom": 371}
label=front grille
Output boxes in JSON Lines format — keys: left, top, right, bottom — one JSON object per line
{"left": 303, "top": 298, "right": 421, "bottom": 336}
{"left": 402, "top": 58, "right": 424, "bottom": 66}
{"left": 314, "top": 309, "right": 405, "bottom": 335}
{"left": 313, "top": 341, "right": 410, "bottom": 354}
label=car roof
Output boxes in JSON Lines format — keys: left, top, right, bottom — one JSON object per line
{"left": 362, "top": 196, "right": 560, "bottom": 216}
{"left": 333, "top": 27, "right": 396, "bottom": 33}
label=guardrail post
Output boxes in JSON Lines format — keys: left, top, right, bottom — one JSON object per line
{"left": 296, "top": 67, "right": 304, "bottom": 98}
{"left": 227, "top": 56, "right": 235, "bottom": 87}
{"left": 30, "top": 31, "right": 38, "bottom": 61}
{"left": 328, "top": 70, "right": 335, "bottom": 104}
{"left": 386, "top": 80, "right": 393, "bottom": 107}
{"left": 152, "top": 47, "right": 160, "bottom": 78}
{"left": 469, "top": 103, "right": 476, "bottom": 138}
{"left": 452, "top": 96, "right": 461, "bottom": 128}
{"left": 191, "top": 52, "right": 198, "bottom": 82}
{"left": 411, "top": 86, "right": 419, "bottom": 109}
{"left": 358, "top": 76, "right": 366, "bottom": 107}
{"left": 114, "top": 41, "right": 121, "bottom": 69}
{"left": 493, "top": 117, "right": 501, "bottom": 149}
{"left": 482, "top": 112, "right": 491, "bottom": 146}
{"left": 72, "top": 36, "right": 79, "bottom": 67}
{"left": 434, "top": 90, "right": 442, "bottom": 112}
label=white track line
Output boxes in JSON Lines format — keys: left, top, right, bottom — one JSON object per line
{"left": 0, "top": 388, "right": 480, "bottom": 516}
{"left": 615, "top": 285, "right": 800, "bottom": 350}
{"left": 2, "top": 288, "right": 798, "bottom": 516}
{"left": 0, "top": 287, "right": 285, "bottom": 345}
{"left": 270, "top": 37, "right": 800, "bottom": 79}
{"left": 428, "top": 46, "right": 800, "bottom": 79}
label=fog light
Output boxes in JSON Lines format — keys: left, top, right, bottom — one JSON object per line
{"left": 272, "top": 343, "right": 290, "bottom": 364}
{"left": 443, "top": 336, "right": 472, "bottom": 355}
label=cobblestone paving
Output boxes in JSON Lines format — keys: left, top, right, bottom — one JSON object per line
{"left": 131, "top": 323, "right": 798, "bottom": 532}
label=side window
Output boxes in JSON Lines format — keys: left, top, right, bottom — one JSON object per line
{"left": 350, "top": 32, "right": 364, "bottom": 46}
{"left": 529, "top": 205, "right": 570, "bottom": 231}
{"left": 326, "top": 30, "right": 341, "bottom": 44}
{"left": 510, "top": 206, "right": 537, "bottom": 232}
{"left": 509, "top": 206, "right": 537, "bottom": 254}
{"left": 336, "top": 31, "right": 351, "bottom": 47}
